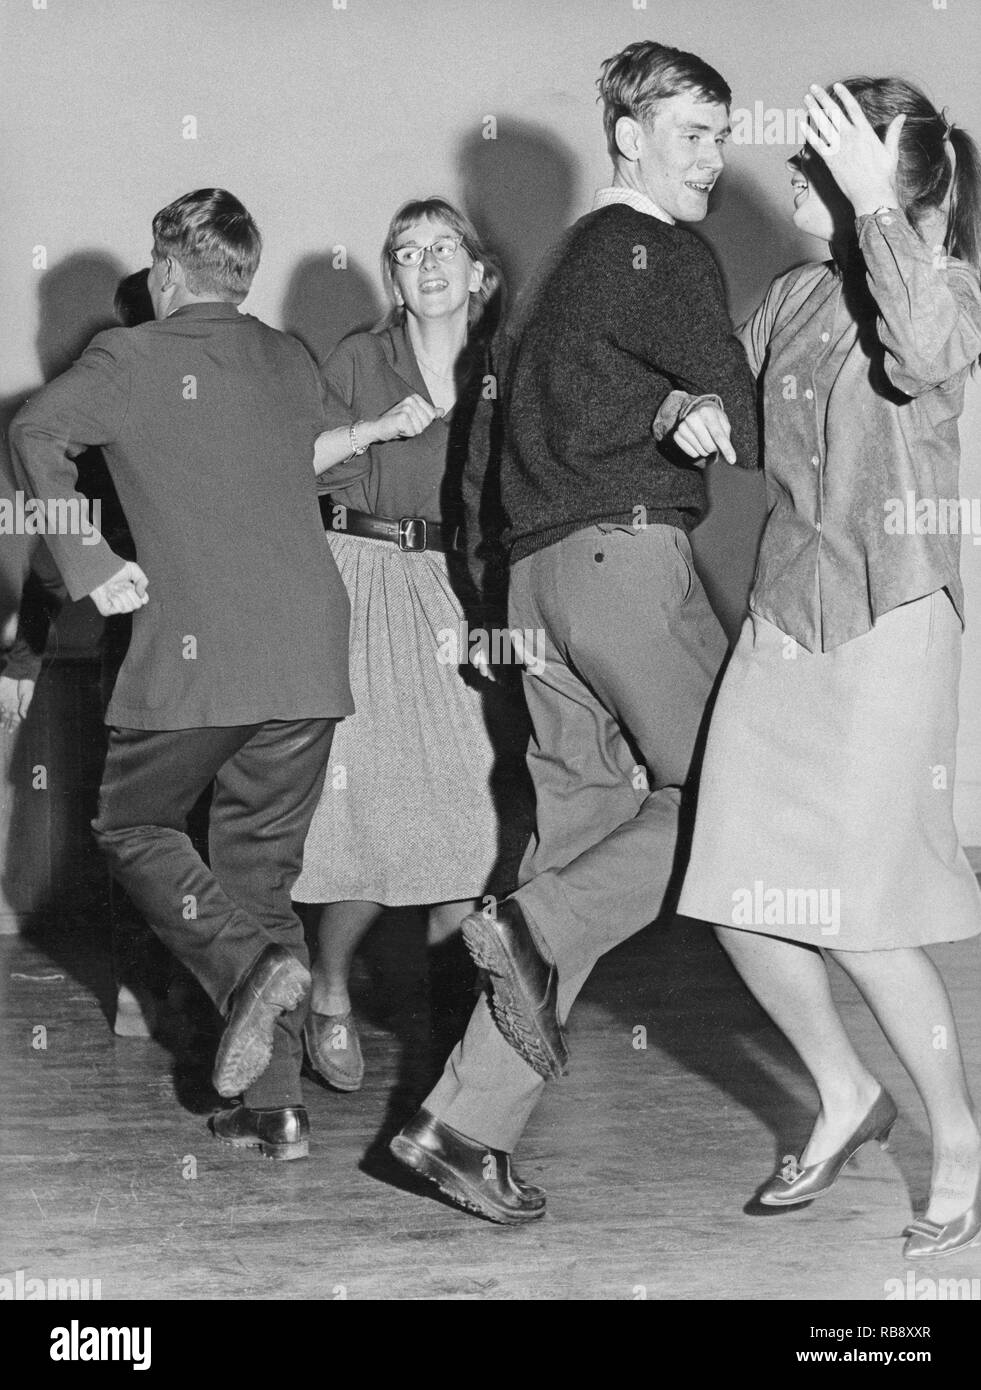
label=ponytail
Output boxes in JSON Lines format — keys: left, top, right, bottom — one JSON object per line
{"left": 945, "top": 125, "right": 981, "bottom": 277}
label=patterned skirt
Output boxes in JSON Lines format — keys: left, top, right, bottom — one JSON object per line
{"left": 678, "top": 589, "right": 981, "bottom": 949}
{"left": 292, "top": 531, "right": 525, "bottom": 907}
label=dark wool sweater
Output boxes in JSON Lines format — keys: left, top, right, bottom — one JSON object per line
{"left": 501, "top": 204, "right": 759, "bottom": 562}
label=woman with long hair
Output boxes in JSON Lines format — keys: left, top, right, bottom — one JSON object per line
{"left": 292, "top": 196, "right": 514, "bottom": 1090}
{"left": 678, "top": 77, "right": 981, "bottom": 1258}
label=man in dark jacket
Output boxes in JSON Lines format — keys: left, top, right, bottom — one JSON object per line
{"left": 10, "top": 189, "right": 361, "bottom": 1160}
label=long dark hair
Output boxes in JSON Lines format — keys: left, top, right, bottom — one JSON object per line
{"left": 838, "top": 76, "right": 981, "bottom": 276}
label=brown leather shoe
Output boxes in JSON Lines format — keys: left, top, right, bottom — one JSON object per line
{"left": 210, "top": 1104, "right": 309, "bottom": 1161}
{"left": 461, "top": 899, "right": 568, "bottom": 1080}
{"left": 389, "top": 1108, "right": 546, "bottom": 1224}
{"left": 212, "top": 945, "right": 311, "bottom": 1098}
{"left": 303, "top": 1009, "right": 364, "bottom": 1091}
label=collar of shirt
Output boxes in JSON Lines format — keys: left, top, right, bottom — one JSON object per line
{"left": 592, "top": 185, "right": 675, "bottom": 225}
{"left": 165, "top": 301, "right": 244, "bottom": 321}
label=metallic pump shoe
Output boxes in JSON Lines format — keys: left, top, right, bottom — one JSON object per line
{"left": 461, "top": 898, "right": 568, "bottom": 1082}
{"left": 389, "top": 1108, "right": 546, "bottom": 1224}
{"left": 903, "top": 1175, "right": 981, "bottom": 1260}
{"left": 210, "top": 1104, "right": 310, "bottom": 1161}
{"left": 303, "top": 1009, "right": 364, "bottom": 1092}
{"left": 758, "top": 1088, "right": 898, "bottom": 1206}
{"left": 212, "top": 945, "right": 311, "bottom": 1099}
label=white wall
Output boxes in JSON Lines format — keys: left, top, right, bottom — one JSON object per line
{"left": 2, "top": 0, "right": 979, "bottom": 836}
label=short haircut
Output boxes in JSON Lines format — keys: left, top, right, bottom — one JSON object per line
{"left": 597, "top": 41, "right": 732, "bottom": 159}
{"left": 152, "top": 188, "right": 261, "bottom": 301}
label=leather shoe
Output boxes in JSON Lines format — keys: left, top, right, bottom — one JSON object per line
{"left": 758, "top": 1088, "right": 898, "bottom": 1206}
{"left": 212, "top": 945, "right": 311, "bottom": 1098}
{"left": 303, "top": 1009, "right": 364, "bottom": 1091}
{"left": 461, "top": 898, "right": 568, "bottom": 1081}
{"left": 210, "top": 1104, "right": 309, "bottom": 1161}
{"left": 389, "top": 1108, "right": 545, "bottom": 1223}
{"left": 903, "top": 1173, "right": 981, "bottom": 1259}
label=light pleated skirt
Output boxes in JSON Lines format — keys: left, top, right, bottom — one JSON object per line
{"left": 678, "top": 589, "right": 981, "bottom": 949}
{"left": 292, "top": 531, "right": 516, "bottom": 907}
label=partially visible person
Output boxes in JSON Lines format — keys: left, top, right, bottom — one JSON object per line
{"left": 10, "top": 189, "right": 358, "bottom": 1161}
{"left": 1, "top": 267, "right": 175, "bottom": 1038}
{"left": 292, "top": 196, "right": 522, "bottom": 1092}
{"left": 679, "top": 78, "right": 981, "bottom": 1259}
{"left": 1, "top": 268, "right": 153, "bottom": 727}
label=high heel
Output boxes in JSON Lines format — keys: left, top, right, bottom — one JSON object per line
{"left": 903, "top": 1175, "right": 981, "bottom": 1260}
{"left": 758, "top": 1088, "right": 898, "bottom": 1207}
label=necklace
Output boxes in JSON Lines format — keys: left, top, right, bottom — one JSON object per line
{"left": 414, "top": 348, "right": 457, "bottom": 381}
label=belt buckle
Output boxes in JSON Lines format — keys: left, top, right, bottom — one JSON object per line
{"left": 398, "top": 517, "right": 427, "bottom": 551}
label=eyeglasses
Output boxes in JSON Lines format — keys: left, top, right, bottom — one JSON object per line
{"left": 389, "top": 236, "right": 463, "bottom": 267}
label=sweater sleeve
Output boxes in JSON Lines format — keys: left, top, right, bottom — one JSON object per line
{"left": 457, "top": 333, "right": 510, "bottom": 616}
{"left": 1, "top": 548, "right": 68, "bottom": 681}
{"left": 623, "top": 234, "right": 760, "bottom": 469}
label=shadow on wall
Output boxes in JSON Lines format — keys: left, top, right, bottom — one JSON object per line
{"left": 35, "top": 251, "right": 127, "bottom": 381}
{"left": 281, "top": 252, "right": 384, "bottom": 365}
{"left": 1, "top": 250, "right": 128, "bottom": 943}
{"left": 693, "top": 164, "right": 816, "bottom": 639}
{"left": 456, "top": 118, "right": 580, "bottom": 294}
{"left": 1, "top": 251, "right": 127, "bottom": 633}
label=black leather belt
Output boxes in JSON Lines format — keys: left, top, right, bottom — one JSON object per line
{"left": 320, "top": 500, "right": 460, "bottom": 553}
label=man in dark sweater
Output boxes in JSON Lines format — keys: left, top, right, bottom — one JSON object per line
{"left": 391, "top": 42, "right": 758, "bottom": 1219}
{"left": 10, "top": 189, "right": 359, "bottom": 1161}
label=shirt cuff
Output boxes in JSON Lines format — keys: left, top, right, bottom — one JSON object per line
{"left": 652, "top": 391, "right": 724, "bottom": 442}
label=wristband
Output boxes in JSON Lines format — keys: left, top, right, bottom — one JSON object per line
{"left": 349, "top": 421, "right": 368, "bottom": 457}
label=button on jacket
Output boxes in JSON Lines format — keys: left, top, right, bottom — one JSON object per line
{"left": 744, "top": 209, "right": 981, "bottom": 651}
{"left": 10, "top": 302, "right": 359, "bottom": 728}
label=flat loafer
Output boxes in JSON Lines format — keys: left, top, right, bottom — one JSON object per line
{"left": 303, "top": 1009, "right": 364, "bottom": 1091}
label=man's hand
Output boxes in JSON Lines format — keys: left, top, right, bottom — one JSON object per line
{"left": 89, "top": 562, "right": 149, "bottom": 616}
{"left": 671, "top": 401, "right": 736, "bottom": 466}
{"left": 0, "top": 675, "right": 36, "bottom": 733}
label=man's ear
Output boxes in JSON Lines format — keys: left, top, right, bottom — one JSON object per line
{"left": 163, "top": 256, "right": 185, "bottom": 290}
{"left": 615, "top": 115, "right": 644, "bottom": 163}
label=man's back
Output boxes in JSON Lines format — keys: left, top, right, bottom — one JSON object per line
{"left": 12, "top": 304, "right": 354, "bottom": 729}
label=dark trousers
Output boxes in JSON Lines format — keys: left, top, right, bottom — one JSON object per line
{"left": 92, "top": 718, "right": 336, "bottom": 1108}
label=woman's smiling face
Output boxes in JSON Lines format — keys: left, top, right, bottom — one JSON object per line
{"left": 788, "top": 146, "right": 851, "bottom": 242}
{"left": 391, "top": 217, "right": 483, "bottom": 323}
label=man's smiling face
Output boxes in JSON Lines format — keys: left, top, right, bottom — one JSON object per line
{"left": 628, "top": 90, "right": 731, "bottom": 222}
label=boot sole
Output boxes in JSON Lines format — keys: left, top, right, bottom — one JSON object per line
{"left": 213, "top": 956, "right": 311, "bottom": 1098}
{"left": 211, "top": 1126, "right": 309, "bottom": 1162}
{"left": 389, "top": 1135, "right": 545, "bottom": 1225}
{"left": 461, "top": 914, "right": 567, "bottom": 1081}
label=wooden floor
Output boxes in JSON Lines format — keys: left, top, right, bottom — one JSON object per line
{"left": 3, "top": 901, "right": 981, "bottom": 1302}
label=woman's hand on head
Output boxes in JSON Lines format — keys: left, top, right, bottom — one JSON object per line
{"left": 372, "top": 394, "right": 444, "bottom": 444}
{"left": 802, "top": 83, "right": 905, "bottom": 216}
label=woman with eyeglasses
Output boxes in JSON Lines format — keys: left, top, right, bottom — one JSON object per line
{"left": 291, "top": 196, "right": 515, "bottom": 1090}
{"left": 677, "top": 79, "right": 981, "bottom": 1258}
